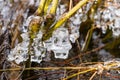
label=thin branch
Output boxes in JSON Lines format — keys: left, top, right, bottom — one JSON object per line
{"left": 63, "top": 68, "right": 96, "bottom": 80}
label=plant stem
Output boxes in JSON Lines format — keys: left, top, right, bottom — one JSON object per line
{"left": 53, "top": 0, "right": 89, "bottom": 30}
{"left": 44, "top": 0, "right": 52, "bottom": 15}
{"left": 63, "top": 68, "right": 96, "bottom": 80}
{"left": 49, "top": 0, "right": 58, "bottom": 15}
{"left": 35, "top": 0, "right": 46, "bottom": 16}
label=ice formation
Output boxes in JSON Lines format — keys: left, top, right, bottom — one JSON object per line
{"left": 69, "top": 9, "right": 82, "bottom": 43}
{"left": 95, "top": 0, "right": 120, "bottom": 37}
{"left": 3, "top": 0, "right": 120, "bottom": 64}
{"left": 8, "top": 33, "right": 30, "bottom": 64}
{"left": 8, "top": 27, "right": 72, "bottom": 63}
{"left": 6, "top": 0, "right": 92, "bottom": 63}
{"left": 45, "top": 28, "right": 72, "bottom": 59}
{"left": 8, "top": 31, "right": 46, "bottom": 64}
{"left": 31, "top": 31, "right": 46, "bottom": 63}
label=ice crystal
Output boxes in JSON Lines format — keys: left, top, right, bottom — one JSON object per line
{"left": 69, "top": 9, "right": 82, "bottom": 43}
{"left": 8, "top": 33, "right": 29, "bottom": 64}
{"left": 45, "top": 28, "right": 72, "bottom": 59}
{"left": 56, "top": 4, "right": 66, "bottom": 20}
{"left": 31, "top": 31, "right": 46, "bottom": 63}
{"left": 8, "top": 31, "right": 46, "bottom": 63}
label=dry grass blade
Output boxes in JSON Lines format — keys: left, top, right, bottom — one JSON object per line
{"left": 63, "top": 68, "right": 97, "bottom": 80}
{"left": 89, "top": 71, "right": 97, "bottom": 80}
